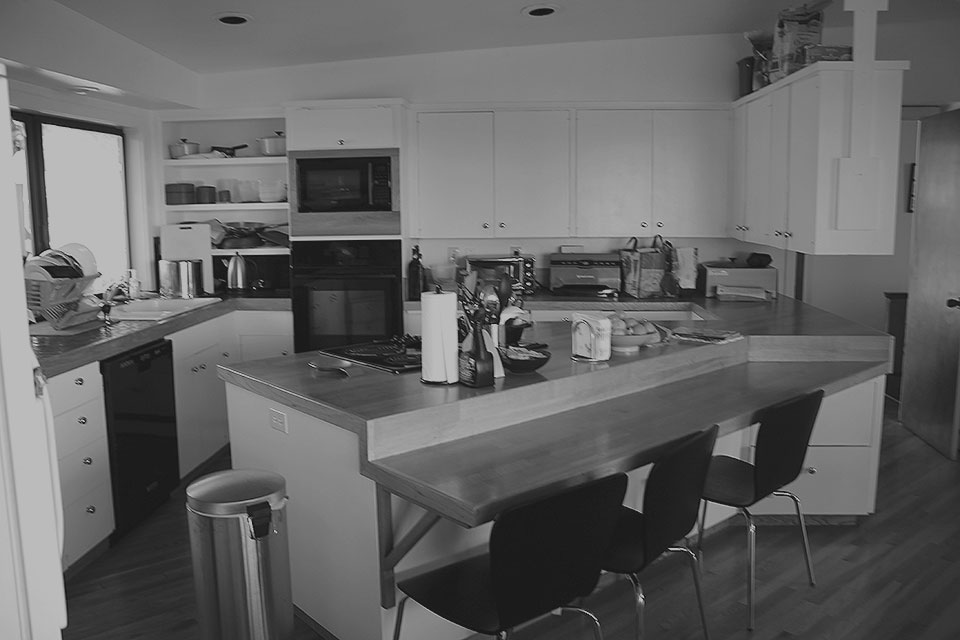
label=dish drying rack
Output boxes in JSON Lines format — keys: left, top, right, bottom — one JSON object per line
{"left": 24, "top": 263, "right": 102, "bottom": 329}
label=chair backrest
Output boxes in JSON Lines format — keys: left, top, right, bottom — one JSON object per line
{"left": 753, "top": 389, "right": 825, "bottom": 500}
{"left": 489, "top": 473, "right": 628, "bottom": 629}
{"left": 642, "top": 425, "right": 719, "bottom": 561}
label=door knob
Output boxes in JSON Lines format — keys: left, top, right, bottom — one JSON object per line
{"left": 948, "top": 298, "right": 960, "bottom": 308}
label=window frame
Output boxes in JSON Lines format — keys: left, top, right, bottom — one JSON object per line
{"left": 11, "top": 109, "right": 127, "bottom": 254}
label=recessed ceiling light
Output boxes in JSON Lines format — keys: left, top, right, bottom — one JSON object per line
{"left": 216, "top": 13, "right": 251, "bottom": 26}
{"left": 522, "top": 4, "right": 559, "bottom": 17}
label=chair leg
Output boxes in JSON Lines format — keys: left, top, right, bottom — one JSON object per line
{"left": 391, "top": 595, "right": 408, "bottom": 640}
{"left": 667, "top": 546, "right": 710, "bottom": 640}
{"left": 560, "top": 605, "right": 605, "bottom": 640}
{"left": 627, "top": 572, "right": 644, "bottom": 640}
{"left": 696, "top": 499, "right": 708, "bottom": 567}
{"left": 774, "top": 489, "right": 816, "bottom": 586}
{"left": 742, "top": 508, "right": 756, "bottom": 631}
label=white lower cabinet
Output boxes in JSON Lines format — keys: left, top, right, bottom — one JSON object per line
{"left": 169, "top": 317, "right": 232, "bottom": 478}
{"left": 233, "top": 310, "right": 294, "bottom": 361}
{"left": 49, "top": 361, "right": 114, "bottom": 570}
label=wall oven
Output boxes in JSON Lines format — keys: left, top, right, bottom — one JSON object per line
{"left": 292, "top": 239, "right": 404, "bottom": 352}
{"left": 289, "top": 148, "right": 400, "bottom": 236}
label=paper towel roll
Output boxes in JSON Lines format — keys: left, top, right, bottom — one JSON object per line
{"left": 420, "top": 290, "right": 460, "bottom": 384}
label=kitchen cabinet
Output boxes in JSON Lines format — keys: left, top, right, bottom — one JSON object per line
{"left": 285, "top": 99, "right": 403, "bottom": 150}
{"left": 652, "top": 110, "right": 731, "bottom": 238}
{"left": 575, "top": 109, "right": 653, "bottom": 237}
{"left": 48, "top": 361, "right": 114, "bottom": 570}
{"left": 414, "top": 110, "right": 571, "bottom": 239}
{"left": 749, "top": 376, "right": 884, "bottom": 515}
{"left": 729, "top": 62, "right": 906, "bottom": 254}
{"left": 233, "top": 310, "right": 294, "bottom": 361}
{"left": 168, "top": 318, "right": 231, "bottom": 478}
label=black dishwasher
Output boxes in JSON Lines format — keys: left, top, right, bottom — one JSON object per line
{"left": 101, "top": 339, "right": 179, "bottom": 540}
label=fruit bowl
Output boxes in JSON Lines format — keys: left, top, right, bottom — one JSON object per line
{"left": 611, "top": 331, "right": 661, "bottom": 350}
{"left": 498, "top": 346, "right": 551, "bottom": 374}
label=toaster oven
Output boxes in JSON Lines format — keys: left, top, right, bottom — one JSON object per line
{"left": 464, "top": 254, "right": 536, "bottom": 295}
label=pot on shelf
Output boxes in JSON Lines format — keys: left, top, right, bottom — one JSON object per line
{"left": 168, "top": 138, "right": 200, "bottom": 159}
{"left": 257, "top": 131, "right": 286, "bottom": 156}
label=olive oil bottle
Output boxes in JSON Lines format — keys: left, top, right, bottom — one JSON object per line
{"left": 458, "top": 321, "right": 494, "bottom": 388}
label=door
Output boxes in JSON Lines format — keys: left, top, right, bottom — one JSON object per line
{"left": 901, "top": 109, "right": 960, "bottom": 460}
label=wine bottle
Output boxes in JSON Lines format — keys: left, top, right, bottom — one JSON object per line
{"left": 407, "top": 245, "right": 424, "bottom": 301}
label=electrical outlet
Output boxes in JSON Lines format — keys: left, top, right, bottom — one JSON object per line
{"left": 269, "top": 408, "right": 288, "bottom": 434}
{"left": 447, "top": 246, "right": 461, "bottom": 263}
{"left": 510, "top": 245, "right": 522, "bottom": 255}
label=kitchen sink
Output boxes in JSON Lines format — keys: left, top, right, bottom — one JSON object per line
{"left": 109, "top": 297, "right": 220, "bottom": 321}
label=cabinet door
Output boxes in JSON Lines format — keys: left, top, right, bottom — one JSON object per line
{"left": 576, "top": 110, "right": 653, "bottom": 237}
{"left": 743, "top": 96, "right": 774, "bottom": 246}
{"left": 174, "top": 345, "right": 228, "bottom": 478}
{"left": 728, "top": 104, "right": 749, "bottom": 240}
{"left": 653, "top": 110, "right": 730, "bottom": 237}
{"left": 286, "top": 106, "right": 397, "bottom": 150}
{"left": 767, "top": 87, "right": 791, "bottom": 250}
{"left": 494, "top": 111, "right": 571, "bottom": 237}
{"left": 416, "top": 111, "right": 495, "bottom": 238}
{"left": 785, "top": 74, "right": 821, "bottom": 251}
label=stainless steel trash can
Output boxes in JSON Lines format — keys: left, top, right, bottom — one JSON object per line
{"left": 186, "top": 469, "right": 293, "bottom": 640}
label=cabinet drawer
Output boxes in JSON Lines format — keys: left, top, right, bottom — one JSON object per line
{"left": 749, "top": 446, "right": 874, "bottom": 516}
{"left": 54, "top": 397, "right": 106, "bottom": 459}
{"left": 48, "top": 362, "right": 102, "bottom": 415}
{"left": 62, "top": 482, "right": 115, "bottom": 570}
{"left": 59, "top": 437, "right": 111, "bottom": 506}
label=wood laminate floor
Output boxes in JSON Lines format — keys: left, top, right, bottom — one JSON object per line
{"left": 62, "top": 399, "right": 960, "bottom": 640}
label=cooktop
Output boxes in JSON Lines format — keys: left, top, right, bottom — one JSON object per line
{"left": 317, "top": 335, "right": 422, "bottom": 374}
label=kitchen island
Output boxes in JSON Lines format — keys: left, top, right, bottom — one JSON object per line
{"left": 219, "top": 296, "right": 892, "bottom": 640}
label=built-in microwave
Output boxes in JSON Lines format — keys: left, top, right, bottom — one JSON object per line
{"left": 288, "top": 148, "right": 400, "bottom": 236}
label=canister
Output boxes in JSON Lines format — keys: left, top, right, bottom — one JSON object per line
{"left": 158, "top": 259, "right": 204, "bottom": 298}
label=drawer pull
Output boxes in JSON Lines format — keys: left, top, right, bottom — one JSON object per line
{"left": 191, "top": 366, "right": 199, "bottom": 373}
{"left": 86, "top": 505, "right": 96, "bottom": 514}
{"left": 281, "top": 350, "right": 289, "bottom": 356}
{"left": 82, "top": 457, "right": 93, "bottom": 465}
{"left": 199, "top": 363, "right": 207, "bottom": 370}
{"left": 338, "top": 139, "right": 345, "bottom": 146}
{"left": 640, "top": 221, "right": 648, "bottom": 228}
{"left": 806, "top": 466, "right": 818, "bottom": 475}
{"left": 222, "top": 352, "right": 230, "bottom": 358}
{"left": 656, "top": 221, "right": 664, "bottom": 228}
{"left": 74, "top": 377, "right": 84, "bottom": 386}
{"left": 77, "top": 416, "right": 87, "bottom": 425}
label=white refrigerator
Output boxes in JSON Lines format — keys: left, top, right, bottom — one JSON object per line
{"left": 0, "top": 63, "right": 68, "bottom": 639}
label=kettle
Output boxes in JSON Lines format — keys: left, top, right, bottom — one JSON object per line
{"left": 226, "top": 253, "right": 249, "bottom": 290}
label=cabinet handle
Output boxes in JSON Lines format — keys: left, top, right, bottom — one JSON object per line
{"left": 735, "top": 225, "right": 742, "bottom": 231}
{"left": 656, "top": 221, "right": 664, "bottom": 228}
{"left": 82, "top": 457, "right": 93, "bottom": 465}
{"left": 281, "top": 350, "right": 289, "bottom": 356}
{"left": 191, "top": 366, "right": 199, "bottom": 373}
{"left": 783, "top": 231, "right": 793, "bottom": 239}
{"left": 77, "top": 416, "right": 87, "bottom": 425}
{"left": 743, "top": 226, "right": 750, "bottom": 231}
{"left": 337, "top": 139, "right": 345, "bottom": 146}
{"left": 199, "top": 363, "right": 207, "bottom": 370}
{"left": 498, "top": 222, "right": 506, "bottom": 229}
{"left": 86, "top": 505, "right": 96, "bottom": 514}
{"left": 74, "top": 377, "right": 84, "bottom": 386}
{"left": 222, "top": 352, "right": 230, "bottom": 358}
{"left": 774, "top": 230, "right": 782, "bottom": 237}
{"left": 482, "top": 222, "right": 490, "bottom": 229}
{"left": 806, "top": 466, "right": 817, "bottom": 475}
{"left": 640, "top": 222, "right": 648, "bottom": 228}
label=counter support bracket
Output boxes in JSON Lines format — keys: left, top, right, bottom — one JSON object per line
{"left": 376, "top": 485, "right": 441, "bottom": 608}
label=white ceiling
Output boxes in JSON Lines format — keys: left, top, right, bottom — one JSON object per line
{"left": 51, "top": 0, "right": 960, "bottom": 74}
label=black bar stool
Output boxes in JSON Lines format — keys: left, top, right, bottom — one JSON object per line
{"left": 601, "top": 425, "right": 718, "bottom": 640}
{"left": 696, "top": 389, "right": 824, "bottom": 630}
{"left": 392, "top": 473, "right": 628, "bottom": 640}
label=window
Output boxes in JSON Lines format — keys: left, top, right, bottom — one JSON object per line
{"left": 11, "top": 111, "right": 129, "bottom": 291}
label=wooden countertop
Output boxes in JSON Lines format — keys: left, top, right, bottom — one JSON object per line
{"left": 33, "top": 295, "right": 290, "bottom": 377}
{"left": 219, "top": 295, "right": 893, "bottom": 526}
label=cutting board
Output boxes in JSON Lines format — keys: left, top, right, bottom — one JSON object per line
{"left": 160, "top": 224, "right": 214, "bottom": 294}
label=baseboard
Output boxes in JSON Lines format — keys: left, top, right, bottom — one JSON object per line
{"left": 294, "top": 605, "right": 341, "bottom": 640}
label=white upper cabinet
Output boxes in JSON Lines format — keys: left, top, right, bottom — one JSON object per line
{"left": 652, "top": 110, "right": 730, "bottom": 238}
{"left": 285, "top": 99, "right": 403, "bottom": 150}
{"left": 415, "top": 111, "right": 495, "bottom": 238}
{"left": 575, "top": 110, "right": 653, "bottom": 237}
{"left": 494, "top": 110, "right": 571, "bottom": 238}
{"left": 730, "top": 62, "right": 906, "bottom": 254}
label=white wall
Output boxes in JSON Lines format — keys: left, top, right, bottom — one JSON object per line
{"left": 199, "top": 34, "right": 750, "bottom": 107}
{"left": 0, "top": 0, "right": 199, "bottom": 108}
